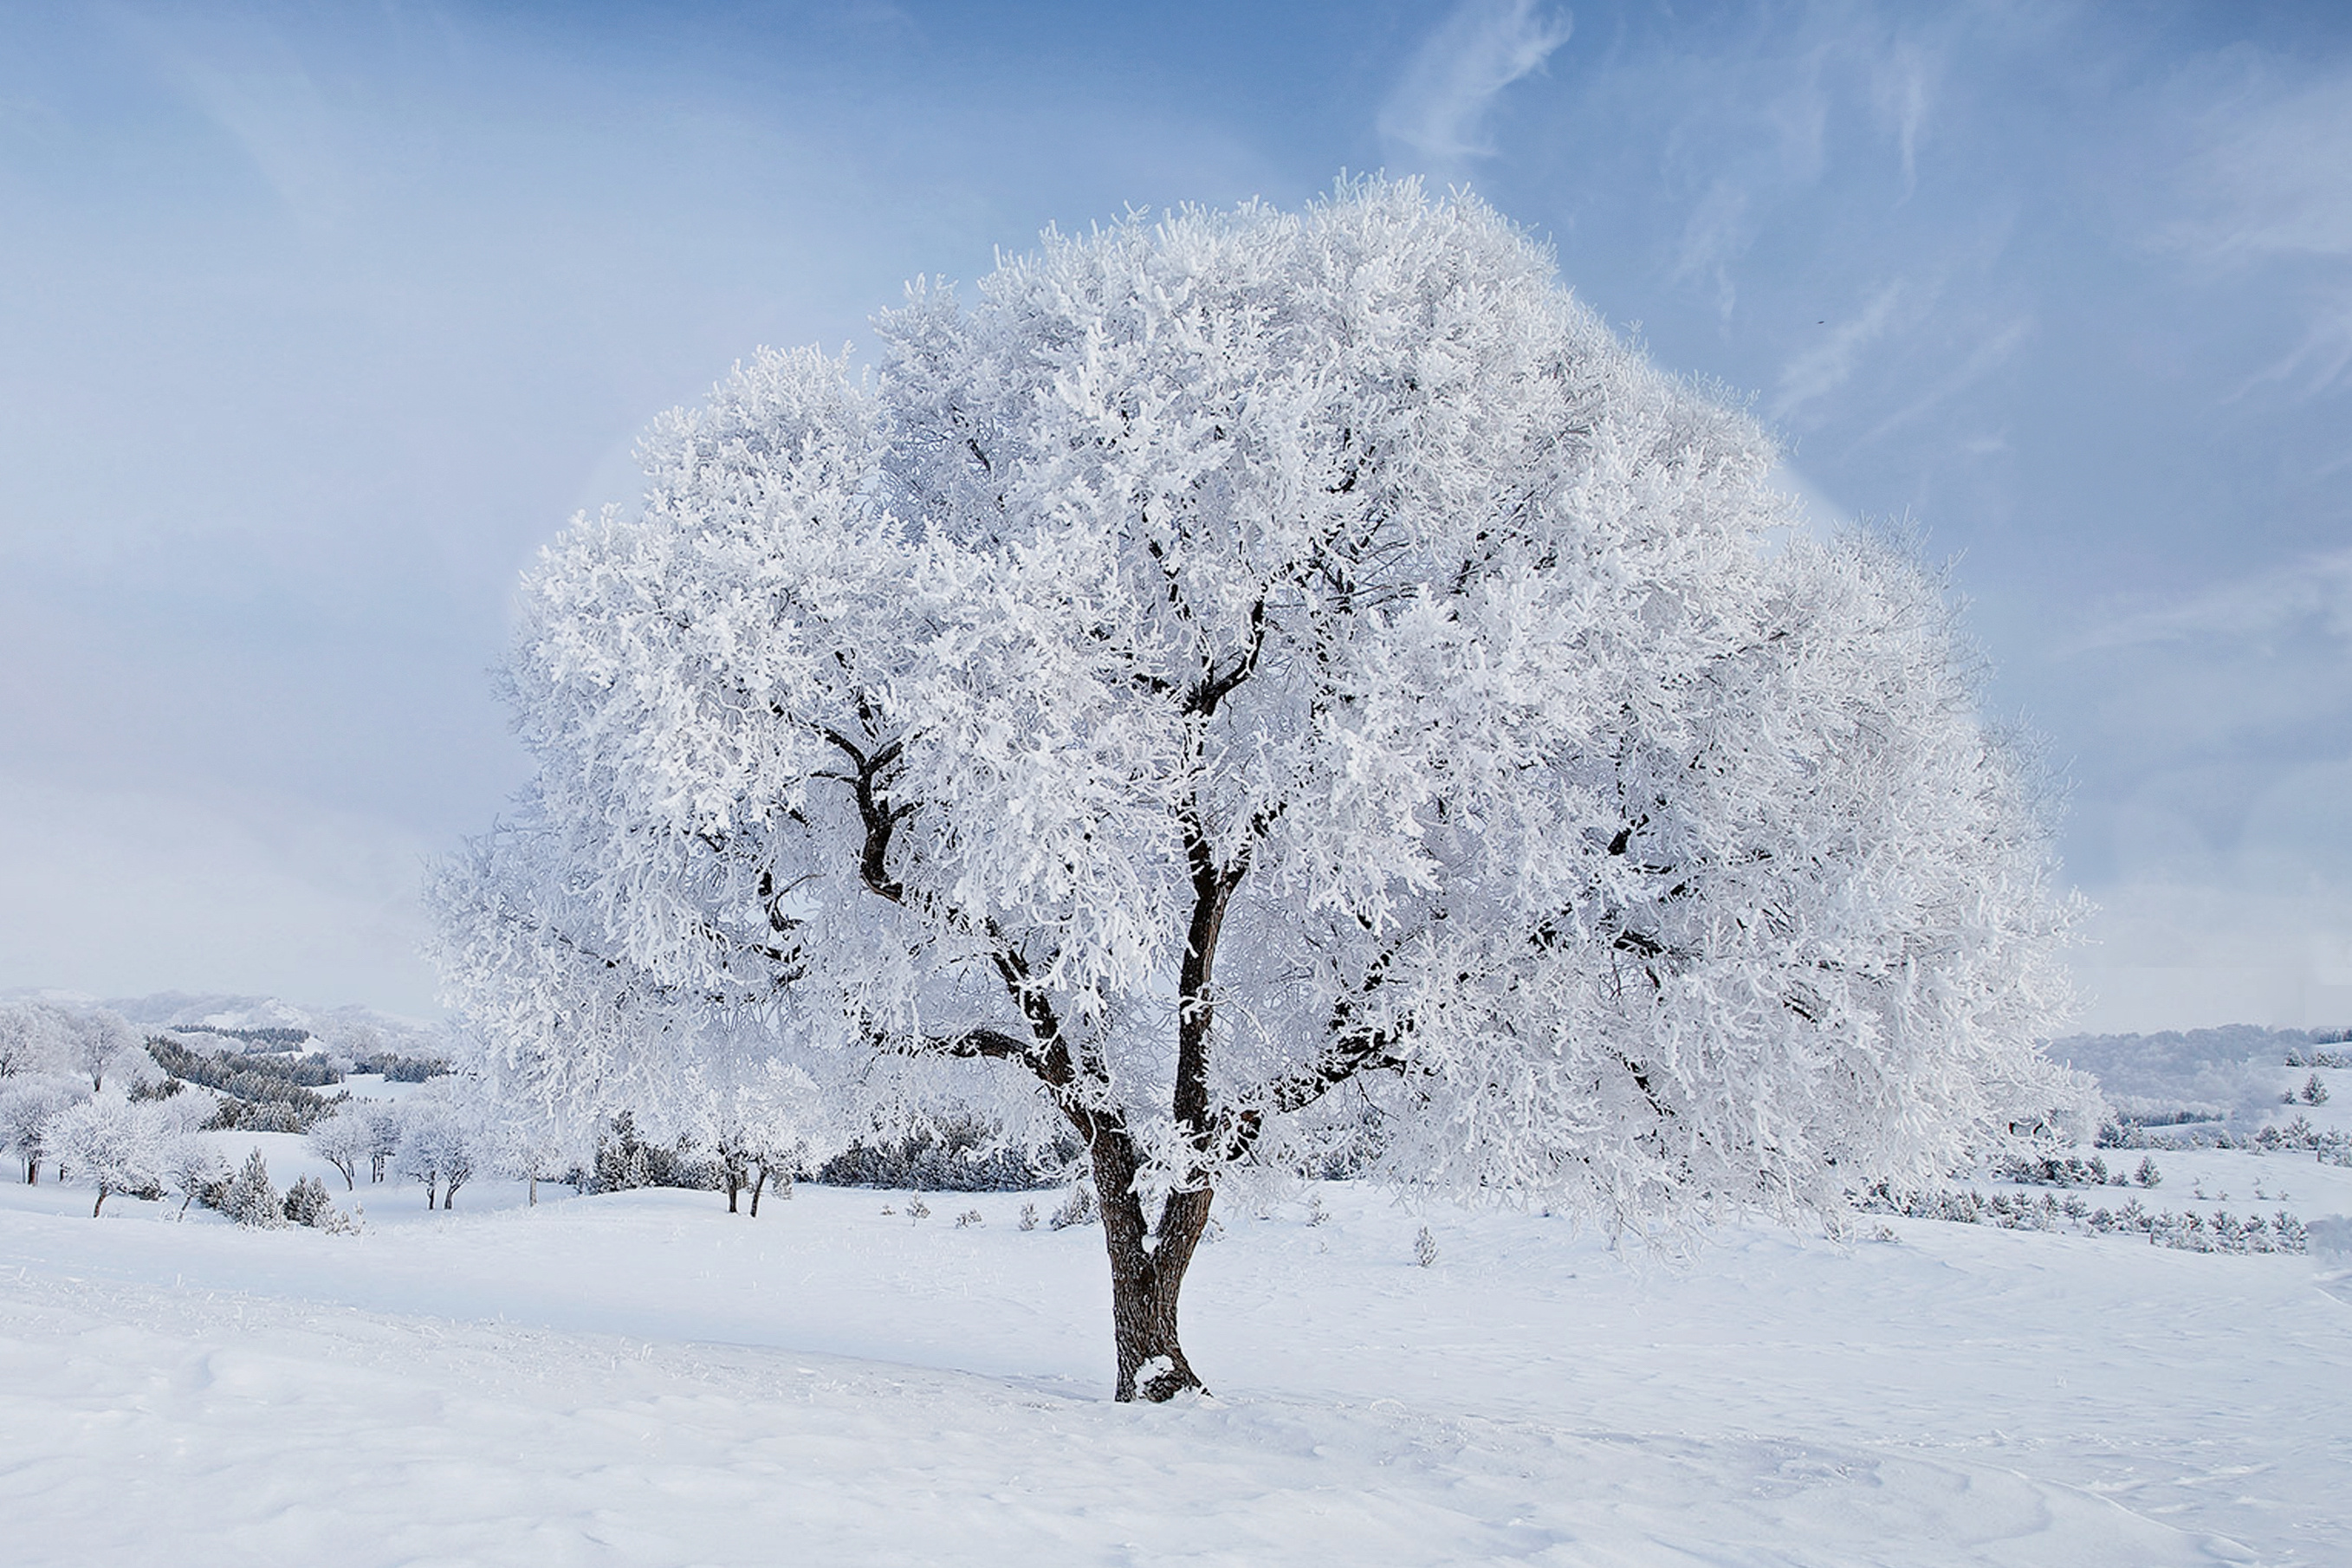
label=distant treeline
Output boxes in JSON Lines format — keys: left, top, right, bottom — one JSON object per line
{"left": 176, "top": 1025, "right": 314, "bottom": 1050}
{"left": 144, "top": 1035, "right": 345, "bottom": 1131}
{"left": 150, "top": 1034, "right": 340, "bottom": 1091}
{"left": 349, "top": 1050, "right": 451, "bottom": 1083}
{"left": 150, "top": 1031, "right": 450, "bottom": 1085}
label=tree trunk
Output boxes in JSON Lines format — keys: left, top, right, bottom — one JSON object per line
{"left": 726, "top": 1171, "right": 741, "bottom": 1213}
{"left": 424, "top": 1175, "right": 437, "bottom": 1209}
{"left": 23, "top": 1158, "right": 36, "bottom": 1185}
{"left": 92, "top": 1186, "right": 108, "bottom": 1218}
{"left": 1091, "top": 1139, "right": 1214, "bottom": 1403}
{"left": 748, "top": 1168, "right": 768, "bottom": 1218}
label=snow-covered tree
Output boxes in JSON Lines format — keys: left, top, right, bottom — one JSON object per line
{"left": 360, "top": 1101, "right": 404, "bottom": 1184}
{"left": 0, "top": 1076, "right": 86, "bottom": 1184}
{"left": 674, "top": 1053, "right": 846, "bottom": 1216}
{"left": 436, "top": 179, "right": 2084, "bottom": 1401}
{"left": 282, "top": 1173, "right": 335, "bottom": 1228}
{"left": 0, "top": 1001, "right": 71, "bottom": 1079}
{"left": 46, "top": 1096, "right": 172, "bottom": 1216}
{"left": 395, "top": 1090, "right": 479, "bottom": 1209}
{"left": 223, "top": 1147, "right": 283, "bottom": 1228}
{"left": 58, "top": 1009, "right": 157, "bottom": 1094}
{"left": 163, "top": 1136, "right": 230, "bottom": 1216}
{"left": 308, "top": 1105, "right": 373, "bottom": 1190}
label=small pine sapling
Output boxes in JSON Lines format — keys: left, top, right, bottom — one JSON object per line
{"left": 224, "top": 1148, "right": 283, "bottom": 1228}
{"left": 2302, "top": 1072, "right": 2329, "bottom": 1106}
{"left": 2135, "top": 1156, "right": 2161, "bottom": 1188}
{"left": 1048, "top": 1182, "right": 1098, "bottom": 1230}
{"left": 283, "top": 1174, "right": 335, "bottom": 1228}
{"left": 1018, "top": 1202, "right": 1039, "bottom": 1231}
{"left": 1414, "top": 1225, "right": 1439, "bottom": 1267}
{"left": 956, "top": 1208, "right": 983, "bottom": 1228}
{"left": 905, "top": 1195, "right": 930, "bottom": 1222}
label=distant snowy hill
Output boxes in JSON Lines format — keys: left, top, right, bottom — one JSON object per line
{"left": 0, "top": 987, "right": 450, "bottom": 1057}
{"left": 2048, "top": 1024, "right": 2336, "bottom": 1122}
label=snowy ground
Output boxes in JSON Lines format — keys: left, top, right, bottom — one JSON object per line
{"left": 5, "top": 1132, "right": 2349, "bottom": 1568}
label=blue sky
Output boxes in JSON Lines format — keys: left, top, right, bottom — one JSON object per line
{"left": 3, "top": 0, "right": 2348, "bottom": 1030}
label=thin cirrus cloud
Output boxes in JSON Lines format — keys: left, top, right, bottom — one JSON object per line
{"left": 1772, "top": 280, "right": 1911, "bottom": 424}
{"left": 1869, "top": 39, "right": 1935, "bottom": 200}
{"left": 1376, "top": 0, "right": 1571, "bottom": 175}
{"left": 2169, "top": 67, "right": 2352, "bottom": 400}
{"left": 2173, "top": 72, "right": 2352, "bottom": 263}
{"left": 2066, "top": 548, "right": 2352, "bottom": 655}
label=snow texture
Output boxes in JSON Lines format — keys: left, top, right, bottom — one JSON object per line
{"left": 3, "top": 1160, "right": 2344, "bottom": 1565}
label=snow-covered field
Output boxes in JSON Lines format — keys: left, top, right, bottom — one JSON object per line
{"left": 6, "top": 1137, "right": 2349, "bottom": 1566}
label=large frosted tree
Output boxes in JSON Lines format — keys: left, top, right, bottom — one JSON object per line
{"left": 436, "top": 180, "right": 2083, "bottom": 1401}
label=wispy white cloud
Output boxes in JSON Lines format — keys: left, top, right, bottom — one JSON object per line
{"left": 2174, "top": 73, "right": 2352, "bottom": 265}
{"left": 1377, "top": 0, "right": 1572, "bottom": 177}
{"left": 1668, "top": 179, "right": 1753, "bottom": 321}
{"left": 2239, "top": 288, "right": 2352, "bottom": 400}
{"left": 2069, "top": 547, "right": 2352, "bottom": 653}
{"left": 1858, "top": 314, "right": 2031, "bottom": 444}
{"left": 1772, "top": 280, "right": 1910, "bottom": 423}
{"left": 2171, "top": 68, "right": 2352, "bottom": 398}
{"left": 1869, "top": 41, "right": 1935, "bottom": 201}
{"left": 111, "top": 10, "right": 353, "bottom": 236}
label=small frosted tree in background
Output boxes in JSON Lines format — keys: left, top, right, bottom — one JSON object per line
{"left": 0, "top": 1001, "right": 71, "bottom": 1079}
{"left": 46, "top": 1097, "right": 170, "bottom": 1216}
{"left": 395, "top": 1088, "right": 480, "bottom": 1209}
{"left": 164, "top": 1136, "right": 230, "bottom": 1217}
{"left": 60, "top": 1009, "right": 157, "bottom": 1094}
{"left": 437, "top": 179, "right": 2085, "bottom": 1401}
{"left": 0, "top": 1077, "right": 86, "bottom": 1184}
{"left": 308, "top": 1105, "right": 373, "bottom": 1190}
{"left": 362, "top": 1102, "right": 404, "bottom": 1184}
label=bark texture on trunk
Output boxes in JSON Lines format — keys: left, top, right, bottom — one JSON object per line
{"left": 1092, "top": 1139, "right": 1215, "bottom": 1403}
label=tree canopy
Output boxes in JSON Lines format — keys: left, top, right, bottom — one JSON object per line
{"left": 435, "top": 179, "right": 2084, "bottom": 1399}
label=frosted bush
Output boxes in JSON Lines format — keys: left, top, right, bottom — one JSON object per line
{"left": 1048, "top": 1184, "right": 1098, "bottom": 1231}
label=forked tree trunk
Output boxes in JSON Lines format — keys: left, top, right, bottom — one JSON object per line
{"left": 1091, "top": 1138, "right": 1215, "bottom": 1403}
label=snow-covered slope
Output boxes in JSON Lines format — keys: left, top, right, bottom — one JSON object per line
{"left": 4, "top": 1170, "right": 2343, "bottom": 1566}
{"left": 84, "top": 990, "right": 444, "bottom": 1046}
{"left": 2050, "top": 1025, "right": 2342, "bottom": 1124}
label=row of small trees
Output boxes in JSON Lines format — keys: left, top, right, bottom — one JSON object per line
{"left": 0, "top": 1001, "right": 159, "bottom": 1094}
{"left": 0, "top": 1063, "right": 494, "bottom": 1219}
